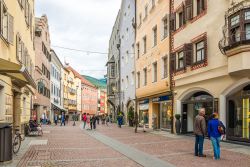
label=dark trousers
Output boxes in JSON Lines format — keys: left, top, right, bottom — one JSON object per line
{"left": 93, "top": 122, "right": 96, "bottom": 129}
{"left": 61, "top": 121, "right": 65, "bottom": 126}
{"left": 55, "top": 120, "right": 58, "bottom": 125}
{"left": 195, "top": 135, "right": 204, "bottom": 156}
{"left": 90, "top": 122, "right": 93, "bottom": 129}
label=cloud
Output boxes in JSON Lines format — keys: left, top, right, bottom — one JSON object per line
{"left": 35, "top": 0, "right": 121, "bottom": 78}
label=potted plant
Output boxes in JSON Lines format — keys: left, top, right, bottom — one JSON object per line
{"left": 175, "top": 114, "right": 181, "bottom": 134}
{"left": 127, "top": 107, "right": 134, "bottom": 127}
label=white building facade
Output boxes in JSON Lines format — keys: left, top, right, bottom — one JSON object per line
{"left": 50, "top": 50, "right": 65, "bottom": 120}
{"left": 119, "top": 0, "right": 136, "bottom": 123}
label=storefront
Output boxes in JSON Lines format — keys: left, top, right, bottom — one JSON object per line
{"left": 152, "top": 95, "right": 172, "bottom": 131}
{"left": 139, "top": 99, "right": 149, "bottom": 126}
{"left": 181, "top": 91, "right": 218, "bottom": 133}
{"left": 227, "top": 84, "right": 250, "bottom": 143}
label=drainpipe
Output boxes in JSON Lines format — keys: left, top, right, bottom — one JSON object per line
{"left": 134, "top": 0, "right": 138, "bottom": 121}
{"left": 169, "top": 0, "right": 174, "bottom": 134}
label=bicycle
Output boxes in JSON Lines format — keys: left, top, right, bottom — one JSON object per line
{"left": 13, "top": 126, "right": 25, "bottom": 154}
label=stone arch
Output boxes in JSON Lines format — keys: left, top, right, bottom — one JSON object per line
{"left": 219, "top": 77, "right": 250, "bottom": 127}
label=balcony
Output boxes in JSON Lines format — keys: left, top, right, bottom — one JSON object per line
{"left": 218, "top": 1, "right": 250, "bottom": 75}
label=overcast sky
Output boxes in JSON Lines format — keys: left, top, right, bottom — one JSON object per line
{"left": 35, "top": 0, "right": 121, "bottom": 79}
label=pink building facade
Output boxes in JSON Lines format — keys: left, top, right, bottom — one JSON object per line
{"left": 33, "top": 15, "right": 51, "bottom": 122}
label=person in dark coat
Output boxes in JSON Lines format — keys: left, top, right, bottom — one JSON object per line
{"left": 92, "top": 115, "right": 97, "bottom": 129}
{"left": 61, "top": 112, "right": 66, "bottom": 126}
{"left": 134, "top": 112, "right": 139, "bottom": 133}
{"left": 90, "top": 116, "right": 93, "bottom": 130}
{"left": 117, "top": 113, "right": 123, "bottom": 128}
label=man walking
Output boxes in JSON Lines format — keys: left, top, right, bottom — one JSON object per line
{"left": 134, "top": 112, "right": 139, "bottom": 133}
{"left": 54, "top": 114, "right": 58, "bottom": 126}
{"left": 105, "top": 114, "right": 110, "bottom": 126}
{"left": 61, "top": 112, "right": 66, "bottom": 126}
{"left": 73, "top": 112, "right": 76, "bottom": 126}
{"left": 194, "top": 108, "right": 207, "bottom": 157}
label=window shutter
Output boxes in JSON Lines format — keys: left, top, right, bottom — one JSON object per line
{"left": 170, "top": 53, "right": 176, "bottom": 73}
{"left": 203, "top": 36, "right": 208, "bottom": 61}
{"left": 170, "top": 13, "right": 176, "bottom": 32}
{"left": 182, "top": 4, "right": 186, "bottom": 24}
{"left": 16, "top": 34, "right": 21, "bottom": 61}
{"left": 185, "top": 0, "right": 193, "bottom": 20}
{"left": 8, "top": 14, "right": 14, "bottom": 44}
{"left": 184, "top": 43, "right": 193, "bottom": 66}
{"left": 22, "top": 0, "right": 25, "bottom": 9}
{"left": 240, "top": 11, "right": 246, "bottom": 41}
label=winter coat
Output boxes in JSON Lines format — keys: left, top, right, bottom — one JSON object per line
{"left": 208, "top": 118, "right": 222, "bottom": 138}
{"left": 194, "top": 114, "right": 206, "bottom": 136}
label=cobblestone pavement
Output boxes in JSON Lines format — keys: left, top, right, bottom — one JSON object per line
{"left": 14, "top": 123, "right": 141, "bottom": 167}
{"left": 96, "top": 124, "right": 250, "bottom": 167}
{"left": 4, "top": 122, "right": 250, "bottom": 167}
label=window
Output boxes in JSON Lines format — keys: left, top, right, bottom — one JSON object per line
{"left": 126, "top": 76, "right": 129, "bottom": 89}
{"left": 139, "top": 14, "right": 142, "bottom": 26}
{"left": 197, "top": 0, "right": 205, "bottom": 15}
{"left": 153, "top": 62, "right": 157, "bottom": 82}
{"left": 143, "top": 68, "right": 147, "bottom": 86}
{"left": 16, "top": 35, "right": 23, "bottom": 62}
{"left": 143, "top": 36, "right": 147, "bottom": 54}
{"left": 179, "top": 12, "right": 184, "bottom": 27}
{"left": 1, "top": 2, "right": 14, "bottom": 44}
{"left": 163, "top": 56, "right": 168, "bottom": 78}
{"left": 110, "top": 65, "right": 115, "bottom": 77}
{"left": 131, "top": 72, "right": 135, "bottom": 85}
{"left": 163, "top": 17, "right": 168, "bottom": 39}
{"left": 227, "top": 9, "right": 250, "bottom": 47}
{"left": 231, "top": 15, "right": 240, "bottom": 26}
{"left": 245, "top": 24, "right": 250, "bottom": 40}
{"left": 151, "top": 0, "right": 155, "bottom": 8}
{"left": 136, "top": 43, "right": 140, "bottom": 58}
{"left": 137, "top": 72, "right": 140, "bottom": 88}
{"left": 195, "top": 41, "right": 205, "bottom": 62}
{"left": 177, "top": 51, "right": 184, "bottom": 70}
{"left": 144, "top": 6, "right": 148, "bottom": 19}
{"left": 153, "top": 26, "right": 157, "bottom": 47}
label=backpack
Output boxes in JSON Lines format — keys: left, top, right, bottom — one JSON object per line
{"left": 218, "top": 121, "right": 226, "bottom": 135}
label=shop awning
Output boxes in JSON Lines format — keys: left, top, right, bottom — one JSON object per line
{"left": 0, "top": 58, "right": 36, "bottom": 89}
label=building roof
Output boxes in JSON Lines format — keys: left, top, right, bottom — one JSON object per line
{"left": 82, "top": 75, "right": 107, "bottom": 89}
{"left": 66, "top": 66, "right": 95, "bottom": 88}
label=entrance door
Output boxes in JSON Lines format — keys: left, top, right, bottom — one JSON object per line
{"left": 182, "top": 104, "right": 188, "bottom": 133}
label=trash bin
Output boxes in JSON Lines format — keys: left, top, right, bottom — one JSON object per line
{"left": 0, "top": 123, "right": 12, "bottom": 162}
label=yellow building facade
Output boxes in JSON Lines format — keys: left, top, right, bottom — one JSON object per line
{"left": 63, "top": 66, "right": 81, "bottom": 120}
{"left": 135, "top": 0, "right": 172, "bottom": 130}
{"left": 0, "top": 0, "right": 36, "bottom": 133}
{"left": 170, "top": 0, "right": 250, "bottom": 143}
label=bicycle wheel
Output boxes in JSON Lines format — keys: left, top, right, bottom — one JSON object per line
{"left": 13, "top": 135, "right": 21, "bottom": 154}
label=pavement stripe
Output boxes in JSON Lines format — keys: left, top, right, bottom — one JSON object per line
{"left": 86, "top": 131, "right": 175, "bottom": 167}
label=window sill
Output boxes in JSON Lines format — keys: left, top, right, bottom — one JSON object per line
{"left": 192, "top": 60, "right": 205, "bottom": 66}
{"left": 0, "top": 35, "right": 10, "bottom": 46}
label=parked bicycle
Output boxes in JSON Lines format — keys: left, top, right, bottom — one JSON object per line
{"left": 13, "top": 126, "right": 25, "bottom": 154}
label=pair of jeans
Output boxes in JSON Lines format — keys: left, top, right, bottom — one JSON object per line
{"left": 210, "top": 137, "right": 221, "bottom": 160}
{"left": 195, "top": 135, "right": 204, "bottom": 156}
{"left": 83, "top": 121, "right": 86, "bottom": 129}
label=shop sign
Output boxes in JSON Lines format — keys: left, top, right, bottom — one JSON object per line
{"left": 139, "top": 99, "right": 149, "bottom": 104}
{"left": 152, "top": 95, "right": 170, "bottom": 102}
{"left": 139, "top": 103, "right": 149, "bottom": 110}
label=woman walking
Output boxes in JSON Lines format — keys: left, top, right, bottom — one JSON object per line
{"left": 86, "top": 113, "right": 91, "bottom": 130}
{"left": 208, "top": 113, "right": 225, "bottom": 160}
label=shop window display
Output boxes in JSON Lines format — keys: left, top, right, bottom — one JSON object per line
{"left": 228, "top": 85, "right": 250, "bottom": 142}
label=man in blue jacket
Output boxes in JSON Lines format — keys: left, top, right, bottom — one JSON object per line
{"left": 208, "top": 113, "right": 225, "bottom": 160}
